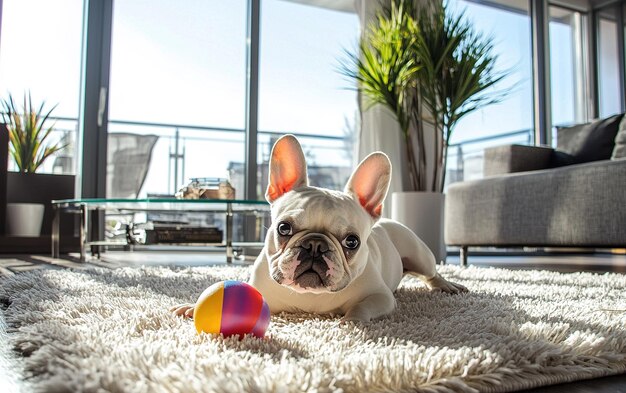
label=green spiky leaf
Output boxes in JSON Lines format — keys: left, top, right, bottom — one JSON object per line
{"left": 1, "top": 92, "right": 65, "bottom": 173}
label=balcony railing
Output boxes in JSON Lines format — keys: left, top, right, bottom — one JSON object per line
{"left": 446, "top": 129, "right": 532, "bottom": 188}
{"left": 9, "top": 116, "right": 533, "bottom": 194}
{"left": 29, "top": 117, "right": 352, "bottom": 198}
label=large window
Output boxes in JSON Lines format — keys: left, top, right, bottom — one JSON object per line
{"left": 107, "top": 0, "right": 247, "bottom": 198}
{"left": 0, "top": 0, "right": 84, "bottom": 174}
{"left": 2, "top": 0, "right": 623, "bottom": 200}
{"left": 549, "top": 6, "right": 588, "bottom": 128}
{"left": 446, "top": 0, "right": 533, "bottom": 183}
{"left": 597, "top": 14, "right": 622, "bottom": 118}
{"left": 257, "top": 1, "right": 359, "bottom": 197}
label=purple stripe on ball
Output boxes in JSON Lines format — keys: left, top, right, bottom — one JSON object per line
{"left": 220, "top": 281, "right": 263, "bottom": 337}
{"left": 251, "top": 301, "right": 270, "bottom": 338}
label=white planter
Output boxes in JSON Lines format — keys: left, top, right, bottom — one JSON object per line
{"left": 391, "top": 192, "right": 446, "bottom": 264}
{"left": 6, "top": 203, "right": 45, "bottom": 237}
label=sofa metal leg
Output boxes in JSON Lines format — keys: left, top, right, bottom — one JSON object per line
{"left": 459, "top": 246, "right": 468, "bottom": 267}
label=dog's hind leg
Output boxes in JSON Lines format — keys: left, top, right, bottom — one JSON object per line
{"left": 380, "top": 219, "right": 467, "bottom": 294}
{"left": 379, "top": 219, "right": 437, "bottom": 278}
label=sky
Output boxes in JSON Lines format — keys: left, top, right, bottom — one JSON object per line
{"left": 107, "top": 0, "right": 359, "bottom": 195}
{"left": 447, "top": 1, "right": 533, "bottom": 143}
{"left": 0, "top": 0, "right": 605, "bottom": 196}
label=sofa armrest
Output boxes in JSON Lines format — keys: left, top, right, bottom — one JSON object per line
{"left": 483, "top": 144, "right": 554, "bottom": 176}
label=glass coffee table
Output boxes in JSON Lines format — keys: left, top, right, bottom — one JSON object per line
{"left": 51, "top": 198, "right": 270, "bottom": 262}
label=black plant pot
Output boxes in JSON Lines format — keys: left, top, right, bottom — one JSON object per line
{"left": 0, "top": 172, "right": 79, "bottom": 253}
{"left": 6, "top": 172, "right": 76, "bottom": 236}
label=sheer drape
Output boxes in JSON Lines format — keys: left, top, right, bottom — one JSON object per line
{"left": 354, "top": 0, "right": 408, "bottom": 218}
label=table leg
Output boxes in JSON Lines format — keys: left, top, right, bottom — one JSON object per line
{"left": 51, "top": 204, "right": 60, "bottom": 259}
{"left": 255, "top": 212, "right": 263, "bottom": 242}
{"left": 226, "top": 203, "right": 233, "bottom": 263}
{"left": 459, "top": 246, "right": 468, "bottom": 267}
{"left": 80, "top": 204, "right": 89, "bottom": 262}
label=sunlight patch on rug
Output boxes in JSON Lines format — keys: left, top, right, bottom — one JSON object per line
{"left": 0, "top": 265, "right": 625, "bottom": 392}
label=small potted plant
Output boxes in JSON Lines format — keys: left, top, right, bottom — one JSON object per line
{"left": 2, "top": 92, "right": 66, "bottom": 237}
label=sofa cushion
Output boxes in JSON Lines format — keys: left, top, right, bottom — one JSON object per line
{"left": 483, "top": 145, "right": 553, "bottom": 176}
{"left": 611, "top": 115, "right": 626, "bottom": 160}
{"left": 548, "top": 150, "right": 577, "bottom": 168}
{"left": 556, "top": 114, "right": 623, "bottom": 163}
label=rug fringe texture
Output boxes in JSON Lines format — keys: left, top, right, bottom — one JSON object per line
{"left": 0, "top": 265, "right": 625, "bottom": 392}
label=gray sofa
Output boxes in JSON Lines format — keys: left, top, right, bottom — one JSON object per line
{"left": 445, "top": 113, "right": 626, "bottom": 265}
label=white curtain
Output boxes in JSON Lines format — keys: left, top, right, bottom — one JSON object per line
{"left": 354, "top": 0, "right": 408, "bottom": 218}
{"left": 354, "top": 0, "right": 439, "bottom": 216}
{"left": 358, "top": 104, "right": 408, "bottom": 218}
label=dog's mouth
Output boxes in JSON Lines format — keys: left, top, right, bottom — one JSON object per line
{"left": 295, "top": 268, "right": 324, "bottom": 288}
{"left": 292, "top": 256, "right": 329, "bottom": 289}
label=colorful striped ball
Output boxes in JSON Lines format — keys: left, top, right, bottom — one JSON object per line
{"left": 193, "top": 280, "right": 270, "bottom": 338}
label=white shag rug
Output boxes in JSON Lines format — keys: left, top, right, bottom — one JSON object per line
{"left": 1, "top": 265, "right": 625, "bottom": 393}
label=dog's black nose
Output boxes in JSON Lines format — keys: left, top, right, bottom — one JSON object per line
{"left": 301, "top": 237, "right": 329, "bottom": 258}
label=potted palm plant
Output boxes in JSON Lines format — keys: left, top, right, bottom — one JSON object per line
{"left": 2, "top": 93, "right": 67, "bottom": 236}
{"left": 342, "top": 1, "right": 506, "bottom": 262}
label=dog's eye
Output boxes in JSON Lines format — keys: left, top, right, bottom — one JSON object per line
{"left": 277, "top": 222, "right": 293, "bottom": 236}
{"left": 342, "top": 234, "right": 360, "bottom": 250}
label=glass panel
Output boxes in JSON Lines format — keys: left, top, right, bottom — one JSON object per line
{"left": 598, "top": 17, "right": 621, "bottom": 117}
{"left": 258, "top": 1, "right": 359, "bottom": 197}
{"left": 0, "top": 0, "right": 83, "bottom": 174}
{"left": 108, "top": 0, "right": 247, "bottom": 198}
{"left": 549, "top": 6, "right": 588, "bottom": 130}
{"left": 446, "top": 0, "right": 533, "bottom": 185}
{"left": 54, "top": 199, "right": 269, "bottom": 207}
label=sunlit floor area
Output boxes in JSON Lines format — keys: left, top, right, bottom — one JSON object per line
{"left": 2, "top": 250, "right": 626, "bottom": 276}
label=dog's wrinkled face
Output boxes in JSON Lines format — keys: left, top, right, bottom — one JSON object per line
{"left": 264, "top": 135, "right": 391, "bottom": 294}
{"left": 265, "top": 187, "right": 373, "bottom": 293}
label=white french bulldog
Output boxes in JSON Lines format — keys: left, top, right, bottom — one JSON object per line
{"left": 172, "top": 135, "right": 466, "bottom": 323}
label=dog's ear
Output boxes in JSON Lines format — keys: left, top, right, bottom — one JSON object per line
{"left": 266, "top": 135, "right": 308, "bottom": 203}
{"left": 344, "top": 152, "right": 391, "bottom": 219}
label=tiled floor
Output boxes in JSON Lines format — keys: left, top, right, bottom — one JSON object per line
{"left": 0, "top": 250, "right": 255, "bottom": 277}
{"left": 2, "top": 250, "right": 626, "bottom": 275}
{"left": 0, "top": 253, "right": 123, "bottom": 276}
{"left": 1, "top": 250, "right": 625, "bottom": 392}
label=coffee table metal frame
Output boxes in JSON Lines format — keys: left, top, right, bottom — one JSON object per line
{"left": 51, "top": 198, "right": 270, "bottom": 263}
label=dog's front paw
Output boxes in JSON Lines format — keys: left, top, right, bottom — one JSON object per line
{"left": 340, "top": 315, "right": 369, "bottom": 325}
{"left": 426, "top": 274, "right": 468, "bottom": 294}
{"left": 339, "top": 316, "right": 370, "bottom": 326}
{"left": 170, "top": 303, "right": 195, "bottom": 318}
{"left": 341, "top": 307, "right": 372, "bottom": 324}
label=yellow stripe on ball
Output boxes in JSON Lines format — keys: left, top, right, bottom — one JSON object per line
{"left": 193, "top": 281, "right": 224, "bottom": 334}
